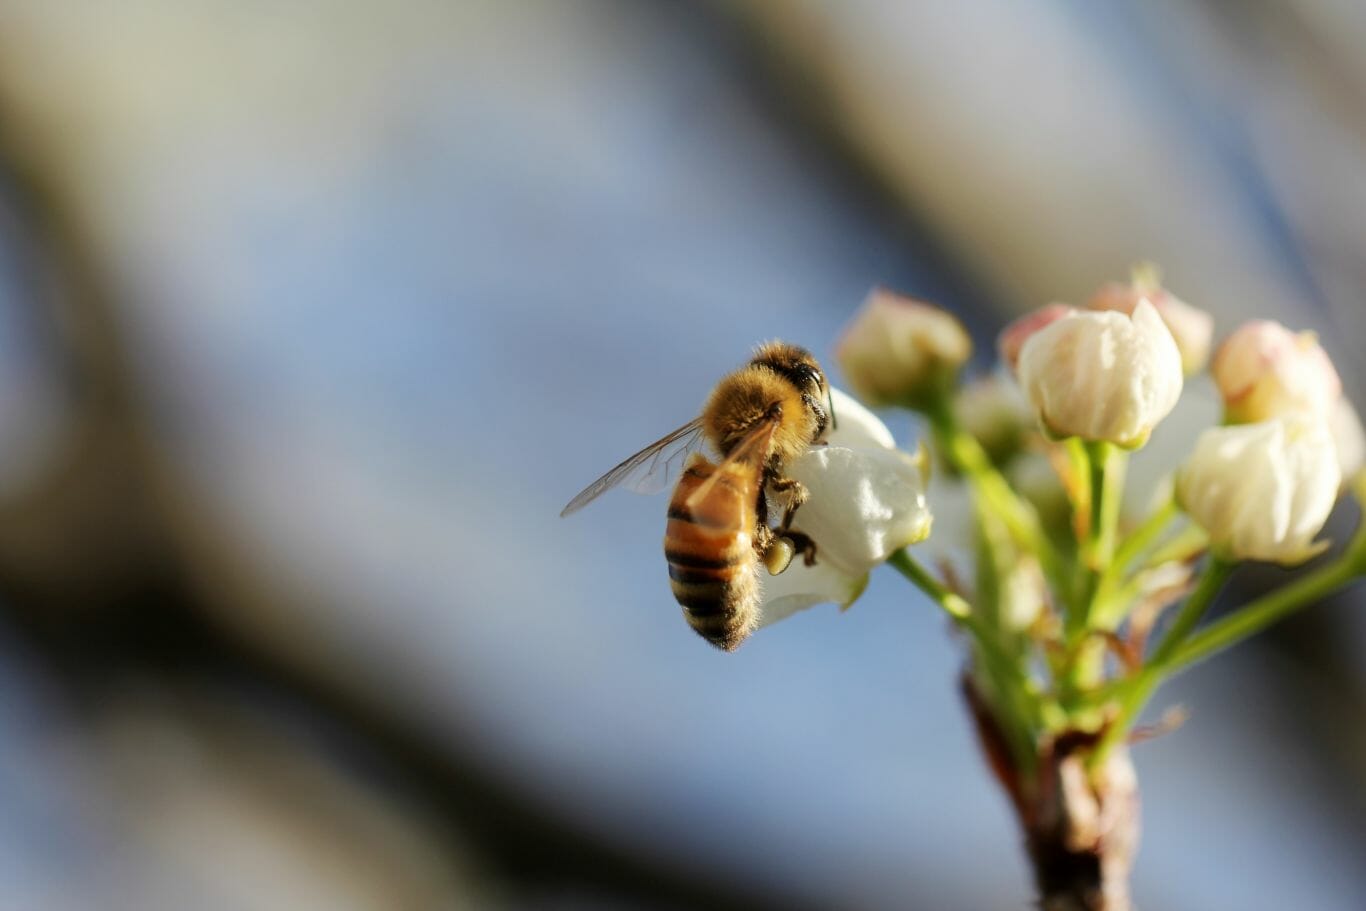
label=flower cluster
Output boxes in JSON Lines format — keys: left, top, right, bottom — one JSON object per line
{"left": 596, "top": 265, "right": 1366, "bottom": 908}
{"left": 748, "top": 265, "right": 1365, "bottom": 783}
{"left": 609, "top": 262, "right": 1366, "bottom": 906}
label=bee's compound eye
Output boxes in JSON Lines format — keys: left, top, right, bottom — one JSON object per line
{"left": 792, "top": 363, "right": 822, "bottom": 393}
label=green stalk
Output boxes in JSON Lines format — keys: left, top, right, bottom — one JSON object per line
{"left": 1089, "top": 557, "right": 1233, "bottom": 769}
{"left": 1091, "top": 442, "right": 1126, "bottom": 572}
{"left": 886, "top": 548, "right": 970, "bottom": 621}
{"left": 887, "top": 548, "right": 1038, "bottom": 770}
{"left": 1058, "top": 443, "right": 1127, "bottom": 696}
{"left": 1169, "top": 546, "right": 1366, "bottom": 672}
{"left": 1089, "top": 498, "right": 1181, "bottom": 630}
{"left": 926, "top": 402, "right": 1068, "bottom": 608}
{"left": 1111, "top": 497, "right": 1179, "bottom": 577}
{"left": 1073, "top": 441, "right": 1126, "bottom": 633}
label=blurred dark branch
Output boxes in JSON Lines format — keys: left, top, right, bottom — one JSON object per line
{"left": 0, "top": 99, "right": 813, "bottom": 911}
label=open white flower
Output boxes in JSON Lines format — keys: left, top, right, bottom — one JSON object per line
{"left": 756, "top": 387, "right": 932, "bottom": 627}
{"left": 1017, "top": 301, "right": 1183, "bottom": 448}
{"left": 1176, "top": 414, "right": 1340, "bottom": 565}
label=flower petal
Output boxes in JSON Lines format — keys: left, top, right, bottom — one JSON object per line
{"left": 825, "top": 386, "right": 896, "bottom": 449}
{"left": 785, "top": 443, "right": 932, "bottom": 574}
{"left": 756, "top": 559, "right": 869, "bottom": 628}
{"left": 1176, "top": 414, "right": 1340, "bottom": 565}
{"left": 1017, "top": 301, "right": 1183, "bottom": 448}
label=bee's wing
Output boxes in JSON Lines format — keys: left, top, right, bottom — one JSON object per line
{"left": 682, "top": 415, "right": 780, "bottom": 518}
{"left": 560, "top": 418, "right": 706, "bottom": 517}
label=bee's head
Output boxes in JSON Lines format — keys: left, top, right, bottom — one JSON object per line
{"left": 751, "top": 341, "right": 827, "bottom": 398}
{"left": 750, "top": 341, "right": 834, "bottom": 440}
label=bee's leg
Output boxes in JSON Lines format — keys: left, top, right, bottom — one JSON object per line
{"left": 768, "top": 476, "right": 808, "bottom": 528}
{"left": 767, "top": 476, "right": 818, "bottom": 566}
{"left": 782, "top": 530, "right": 819, "bottom": 567}
{"left": 753, "top": 521, "right": 774, "bottom": 556}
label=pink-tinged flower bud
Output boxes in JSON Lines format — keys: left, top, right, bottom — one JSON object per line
{"left": 1211, "top": 320, "right": 1342, "bottom": 424}
{"left": 1176, "top": 414, "right": 1339, "bottom": 565}
{"left": 1087, "top": 274, "right": 1212, "bottom": 375}
{"left": 1016, "top": 301, "right": 1183, "bottom": 448}
{"left": 836, "top": 288, "right": 972, "bottom": 408}
{"left": 997, "top": 303, "right": 1074, "bottom": 374}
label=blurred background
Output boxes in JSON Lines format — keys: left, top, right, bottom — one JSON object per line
{"left": 0, "top": 1, "right": 1363, "bottom": 908}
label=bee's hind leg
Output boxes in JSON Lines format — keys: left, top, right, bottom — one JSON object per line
{"left": 781, "top": 530, "right": 819, "bottom": 567}
{"left": 768, "top": 476, "right": 808, "bottom": 522}
{"left": 767, "top": 477, "right": 818, "bottom": 567}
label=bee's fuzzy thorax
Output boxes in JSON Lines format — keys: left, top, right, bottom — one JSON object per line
{"left": 701, "top": 365, "right": 815, "bottom": 464}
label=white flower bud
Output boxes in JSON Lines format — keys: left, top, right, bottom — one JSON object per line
{"left": 1016, "top": 301, "right": 1183, "bottom": 448}
{"left": 1211, "top": 320, "right": 1342, "bottom": 424}
{"left": 953, "top": 372, "right": 1031, "bottom": 467}
{"left": 1087, "top": 274, "right": 1213, "bottom": 375}
{"left": 1176, "top": 415, "right": 1340, "bottom": 565}
{"left": 756, "top": 388, "right": 933, "bottom": 627}
{"left": 836, "top": 288, "right": 972, "bottom": 408}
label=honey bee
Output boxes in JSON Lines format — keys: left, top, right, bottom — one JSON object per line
{"left": 561, "top": 341, "right": 835, "bottom": 651}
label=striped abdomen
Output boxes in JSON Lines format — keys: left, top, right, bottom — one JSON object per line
{"left": 664, "top": 457, "right": 760, "bottom": 651}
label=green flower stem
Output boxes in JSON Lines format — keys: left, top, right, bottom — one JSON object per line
{"left": 1112, "top": 497, "right": 1179, "bottom": 576}
{"left": 1065, "top": 436, "right": 1091, "bottom": 522}
{"left": 1089, "top": 557, "right": 1233, "bottom": 769}
{"left": 1089, "top": 498, "right": 1180, "bottom": 632}
{"left": 887, "top": 548, "right": 1038, "bottom": 769}
{"left": 1091, "top": 442, "right": 1126, "bottom": 571}
{"left": 1145, "top": 523, "right": 1208, "bottom": 567}
{"left": 1056, "top": 443, "right": 1127, "bottom": 696}
{"left": 1150, "top": 557, "right": 1235, "bottom": 664}
{"left": 926, "top": 403, "right": 1068, "bottom": 607}
{"left": 1169, "top": 542, "right": 1366, "bottom": 673}
{"left": 886, "top": 548, "right": 970, "bottom": 621}
{"left": 1074, "top": 441, "right": 1126, "bottom": 633}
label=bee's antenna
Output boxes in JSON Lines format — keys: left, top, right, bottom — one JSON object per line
{"left": 828, "top": 388, "right": 838, "bottom": 431}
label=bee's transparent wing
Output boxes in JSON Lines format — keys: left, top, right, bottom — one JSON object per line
{"left": 560, "top": 418, "right": 705, "bottom": 517}
{"left": 682, "top": 416, "right": 780, "bottom": 517}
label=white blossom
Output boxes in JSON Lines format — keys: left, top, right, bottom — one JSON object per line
{"left": 1017, "top": 301, "right": 1183, "bottom": 448}
{"left": 1176, "top": 414, "right": 1340, "bottom": 565}
{"left": 756, "top": 388, "right": 932, "bottom": 626}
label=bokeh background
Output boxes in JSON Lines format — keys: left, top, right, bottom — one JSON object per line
{"left": 0, "top": 2, "right": 1364, "bottom": 908}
